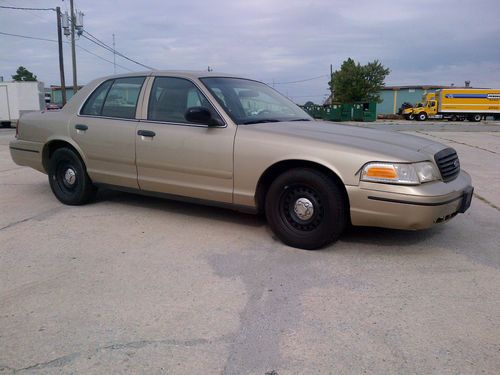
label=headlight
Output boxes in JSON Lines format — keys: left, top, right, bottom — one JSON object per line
{"left": 360, "top": 162, "right": 440, "bottom": 185}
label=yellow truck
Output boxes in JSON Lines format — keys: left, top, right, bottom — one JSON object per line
{"left": 412, "top": 89, "right": 500, "bottom": 121}
{"left": 402, "top": 93, "right": 434, "bottom": 120}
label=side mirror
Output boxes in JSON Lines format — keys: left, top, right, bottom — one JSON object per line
{"left": 185, "top": 107, "right": 223, "bottom": 127}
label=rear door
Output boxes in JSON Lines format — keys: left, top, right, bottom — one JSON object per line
{"left": 135, "top": 76, "right": 236, "bottom": 203}
{"left": 70, "top": 76, "right": 146, "bottom": 188}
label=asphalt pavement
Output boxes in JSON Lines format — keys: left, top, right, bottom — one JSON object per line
{"left": 0, "top": 122, "right": 499, "bottom": 375}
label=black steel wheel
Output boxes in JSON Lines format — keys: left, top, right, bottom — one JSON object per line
{"left": 48, "top": 147, "right": 96, "bottom": 205}
{"left": 265, "top": 168, "right": 347, "bottom": 250}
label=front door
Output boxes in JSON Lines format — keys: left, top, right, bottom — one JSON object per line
{"left": 69, "top": 76, "right": 146, "bottom": 188}
{"left": 135, "top": 76, "right": 235, "bottom": 203}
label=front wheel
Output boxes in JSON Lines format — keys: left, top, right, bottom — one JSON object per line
{"left": 48, "top": 147, "right": 96, "bottom": 205}
{"left": 265, "top": 168, "right": 347, "bottom": 250}
{"left": 416, "top": 112, "right": 427, "bottom": 121}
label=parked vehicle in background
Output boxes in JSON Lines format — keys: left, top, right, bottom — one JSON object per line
{"left": 402, "top": 93, "right": 434, "bottom": 120}
{"left": 45, "top": 103, "right": 61, "bottom": 111}
{"left": 10, "top": 71, "right": 473, "bottom": 249}
{"left": 412, "top": 89, "right": 500, "bottom": 121}
{"left": 0, "top": 81, "right": 45, "bottom": 127}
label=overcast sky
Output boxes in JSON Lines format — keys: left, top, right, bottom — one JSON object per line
{"left": 1, "top": 0, "right": 499, "bottom": 104}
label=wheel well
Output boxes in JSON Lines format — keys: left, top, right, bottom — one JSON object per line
{"left": 255, "top": 160, "right": 350, "bottom": 214}
{"left": 42, "top": 140, "right": 80, "bottom": 172}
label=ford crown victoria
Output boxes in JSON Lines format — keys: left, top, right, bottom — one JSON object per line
{"left": 10, "top": 71, "right": 473, "bottom": 249}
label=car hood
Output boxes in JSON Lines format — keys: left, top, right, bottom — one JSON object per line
{"left": 244, "top": 120, "right": 444, "bottom": 161}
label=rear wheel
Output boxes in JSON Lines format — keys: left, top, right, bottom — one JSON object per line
{"left": 48, "top": 147, "right": 96, "bottom": 205}
{"left": 469, "top": 114, "right": 482, "bottom": 122}
{"left": 265, "top": 168, "right": 347, "bottom": 250}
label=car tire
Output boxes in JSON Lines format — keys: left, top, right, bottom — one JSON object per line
{"left": 48, "top": 147, "right": 96, "bottom": 205}
{"left": 265, "top": 168, "right": 347, "bottom": 250}
{"left": 450, "top": 115, "right": 458, "bottom": 122}
{"left": 408, "top": 114, "right": 415, "bottom": 120}
{"left": 416, "top": 112, "right": 427, "bottom": 121}
{"left": 470, "top": 114, "right": 482, "bottom": 122}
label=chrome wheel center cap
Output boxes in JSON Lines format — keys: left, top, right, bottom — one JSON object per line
{"left": 64, "top": 168, "right": 76, "bottom": 185}
{"left": 294, "top": 198, "right": 314, "bottom": 221}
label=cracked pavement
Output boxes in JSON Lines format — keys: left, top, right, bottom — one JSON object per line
{"left": 0, "top": 124, "right": 499, "bottom": 374}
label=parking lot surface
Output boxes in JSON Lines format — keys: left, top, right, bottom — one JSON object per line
{"left": 1, "top": 122, "right": 499, "bottom": 375}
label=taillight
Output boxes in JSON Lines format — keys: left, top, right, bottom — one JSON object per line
{"left": 15, "top": 119, "right": 20, "bottom": 138}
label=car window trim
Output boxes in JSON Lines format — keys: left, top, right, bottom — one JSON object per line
{"left": 138, "top": 118, "right": 225, "bottom": 128}
{"left": 79, "top": 79, "right": 113, "bottom": 117}
{"left": 75, "top": 114, "right": 140, "bottom": 123}
{"left": 145, "top": 76, "right": 227, "bottom": 128}
{"left": 78, "top": 75, "right": 147, "bottom": 120}
{"left": 97, "top": 79, "right": 114, "bottom": 116}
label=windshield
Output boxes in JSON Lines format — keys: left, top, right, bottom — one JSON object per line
{"left": 200, "top": 77, "right": 312, "bottom": 124}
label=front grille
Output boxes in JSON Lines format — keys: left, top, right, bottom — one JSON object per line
{"left": 434, "top": 148, "right": 460, "bottom": 182}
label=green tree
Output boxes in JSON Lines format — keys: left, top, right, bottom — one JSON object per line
{"left": 329, "top": 58, "right": 389, "bottom": 103}
{"left": 12, "top": 66, "right": 37, "bottom": 81}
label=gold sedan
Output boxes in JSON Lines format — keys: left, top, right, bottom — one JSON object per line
{"left": 10, "top": 71, "right": 473, "bottom": 249}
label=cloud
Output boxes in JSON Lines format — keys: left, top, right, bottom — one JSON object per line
{"left": 1, "top": 0, "right": 499, "bottom": 104}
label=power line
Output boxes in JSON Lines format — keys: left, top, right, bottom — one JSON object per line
{"left": 81, "top": 30, "right": 155, "bottom": 70}
{"left": 3, "top": 3, "right": 155, "bottom": 72}
{"left": 0, "top": 30, "right": 134, "bottom": 72}
{"left": 272, "top": 74, "right": 329, "bottom": 85}
{"left": 288, "top": 94, "right": 329, "bottom": 98}
{"left": 69, "top": 17, "right": 154, "bottom": 70}
{"left": 0, "top": 5, "right": 55, "bottom": 11}
{"left": 0, "top": 30, "right": 56, "bottom": 43}
{"left": 76, "top": 44, "right": 134, "bottom": 72}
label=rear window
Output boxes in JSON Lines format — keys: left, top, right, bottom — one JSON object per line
{"left": 81, "top": 77, "right": 145, "bottom": 119}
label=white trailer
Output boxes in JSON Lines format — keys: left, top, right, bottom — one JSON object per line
{"left": 0, "top": 81, "right": 45, "bottom": 127}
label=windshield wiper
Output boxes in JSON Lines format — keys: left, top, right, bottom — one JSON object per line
{"left": 290, "top": 118, "right": 312, "bottom": 121}
{"left": 242, "top": 119, "right": 281, "bottom": 125}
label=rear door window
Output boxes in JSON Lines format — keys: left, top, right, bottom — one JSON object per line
{"left": 81, "top": 77, "right": 145, "bottom": 119}
{"left": 80, "top": 80, "right": 113, "bottom": 116}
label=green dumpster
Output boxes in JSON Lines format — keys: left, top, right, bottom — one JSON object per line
{"left": 340, "top": 104, "right": 352, "bottom": 121}
{"left": 351, "top": 103, "right": 377, "bottom": 122}
{"left": 352, "top": 103, "right": 364, "bottom": 121}
{"left": 363, "top": 102, "right": 377, "bottom": 122}
{"left": 318, "top": 105, "right": 329, "bottom": 120}
{"left": 324, "top": 104, "right": 342, "bottom": 121}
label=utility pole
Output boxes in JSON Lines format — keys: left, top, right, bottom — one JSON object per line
{"left": 330, "top": 64, "right": 333, "bottom": 105}
{"left": 112, "top": 33, "right": 116, "bottom": 74}
{"left": 70, "top": 0, "right": 78, "bottom": 93}
{"left": 56, "top": 7, "right": 67, "bottom": 106}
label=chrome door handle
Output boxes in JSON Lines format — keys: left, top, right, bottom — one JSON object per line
{"left": 137, "top": 130, "right": 156, "bottom": 137}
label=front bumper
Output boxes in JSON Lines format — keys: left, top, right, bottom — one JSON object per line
{"left": 347, "top": 170, "right": 473, "bottom": 230}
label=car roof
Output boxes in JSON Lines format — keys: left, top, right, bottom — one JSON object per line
{"left": 97, "top": 70, "right": 242, "bottom": 80}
